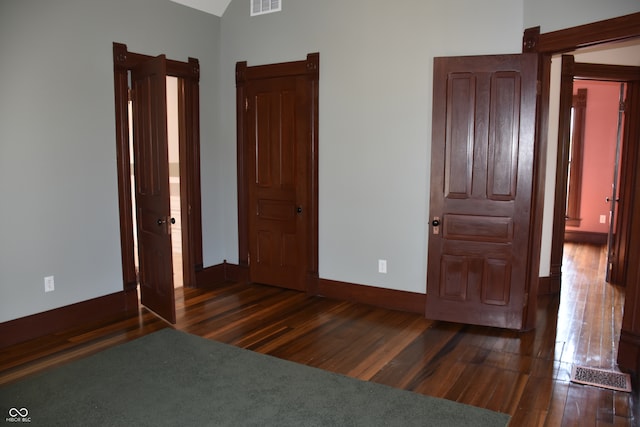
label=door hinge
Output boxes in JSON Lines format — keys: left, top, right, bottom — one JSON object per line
{"left": 523, "top": 292, "right": 529, "bottom": 307}
{"left": 128, "top": 88, "right": 133, "bottom": 102}
{"left": 620, "top": 100, "right": 626, "bottom": 113}
{"left": 245, "top": 97, "right": 249, "bottom": 112}
{"left": 536, "top": 80, "right": 541, "bottom": 96}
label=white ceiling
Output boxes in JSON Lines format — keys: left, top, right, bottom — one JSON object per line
{"left": 170, "top": 0, "right": 232, "bottom": 17}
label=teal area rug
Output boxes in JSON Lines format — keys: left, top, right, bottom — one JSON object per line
{"left": 1, "top": 329, "right": 510, "bottom": 426}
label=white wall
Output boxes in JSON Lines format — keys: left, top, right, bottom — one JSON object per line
{"left": 0, "top": 0, "right": 220, "bottom": 323}
{"left": 524, "top": 0, "right": 640, "bottom": 32}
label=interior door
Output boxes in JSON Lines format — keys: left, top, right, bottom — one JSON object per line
{"left": 605, "top": 83, "right": 626, "bottom": 282}
{"left": 244, "top": 75, "right": 311, "bottom": 291}
{"left": 131, "top": 54, "right": 176, "bottom": 323}
{"left": 425, "top": 54, "right": 539, "bottom": 330}
{"left": 604, "top": 76, "right": 640, "bottom": 285}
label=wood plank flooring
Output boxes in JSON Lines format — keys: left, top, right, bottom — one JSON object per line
{"left": 1, "top": 243, "right": 638, "bottom": 425}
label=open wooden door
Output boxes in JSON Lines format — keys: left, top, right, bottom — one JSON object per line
{"left": 425, "top": 54, "right": 539, "bottom": 330}
{"left": 131, "top": 54, "right": 176, "bottom": 323}
{"left": 611, "top": 77, "right": 640, "bottom": 285}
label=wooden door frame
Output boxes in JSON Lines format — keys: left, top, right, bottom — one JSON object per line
{"left": 235, "top": 53, "right": 320, "bottom": 291}
{"left": 113, "top": 42, "right": 204, "bottom": 292}
{"left": 523, "top": 12, "right": 640, "bottom": 374}
{"left": 559, "top": 59, "right": 640, "bottom": 286}
{"left": 523, "top": 13, "right": 640, "bottom": 291}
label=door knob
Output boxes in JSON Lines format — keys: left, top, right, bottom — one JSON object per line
{"left": 431, "top": 216, "right": 441, "bottom": 235}
{"left": 296, "top": 207, "right": 303, "bottom": 214}
{"left": 170, "top": 217, "right": 176, "bottom": 224}
{"left": 157, "top": 219, "right": 166, "bottom": 226}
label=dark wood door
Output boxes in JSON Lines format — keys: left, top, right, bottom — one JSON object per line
{"left": 426, "top": 54, "right": 539, "bottom": 330}
{"left": 131, "top": 55, "right": 176, "bottom": 323}
{"left": 611, "top": 79, "right": 640, "bottom": 285}
{"left": 604, "top": 81, "right": 626, "bottom": 283}
{"left": 244, "top": 74, "right": 312, "bottom": 291}
{"left": 598, "top": 72, "right": 640, "bottom": 285}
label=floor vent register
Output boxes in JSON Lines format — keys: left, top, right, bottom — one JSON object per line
{"left": 570, "top": 365, "right": 632, "bottom": 392}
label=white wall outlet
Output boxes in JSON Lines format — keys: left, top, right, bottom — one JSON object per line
{"left": 378, "top": 259, "right": 387, "bottom": 274}
{"left": 44, "top": 276, "right": 55, "bottom": 292}
{"left": 600, "top": 215, "right": 607, "bottom": 224}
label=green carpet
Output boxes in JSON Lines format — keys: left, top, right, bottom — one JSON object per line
{"left": 1, "top": 329, "right": 510, "bottom": 426}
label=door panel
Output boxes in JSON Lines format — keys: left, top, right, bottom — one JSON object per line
{"left": 131, "top": 55, "right": 176, "bottom": 323}
{"left": 606, "top": 83, "right": 625, "bottom": 283}
{"left": 246, "top": 76, "right": 310, "bottom": 291}
{"left": 612, "top": 80, "right": 640, "bottom": 285}
{"left": 426, "top": 54, "right": 539, "bottom": 330}
{"left": 606, "top": 77, "right": 639, "bottom": 285}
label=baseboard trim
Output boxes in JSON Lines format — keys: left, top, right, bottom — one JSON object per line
{"left": 195, "top": 261, "right": 249, "bottom": 287}
{"left": 316, "top": 278, "right": 426, "bottom": 314}
{"left": 195, "top": 262, "right": 227, "bottom": 286}
{"left": 538, "top": 276, "right": 552, "bottom": 295}
{"left": 564, "top": 230, "right": 607, "bottom": 245}
{"left": 0, "top": 290, "right": 138, "bottom": 349}
{"left": 618, "top": 329, "right": 640, "bottom": 376}
{"left": 548, "top": 263, "right": 562, "bottom": 294}
{"left": 1, "top": 262, "right": 552, "bottom": 349}
{"left": 195, "top": 263, "right": 425, "bottom": 314}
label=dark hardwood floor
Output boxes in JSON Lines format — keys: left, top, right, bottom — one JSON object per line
{"left": 1, "top": 243, "right": 638, "bottom": 425}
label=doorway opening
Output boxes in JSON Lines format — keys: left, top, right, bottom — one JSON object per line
{"left": 554, "top": 45, "right": 640, "bottom": 374}
{"left": 129, "top": 76, "right": 184, "bottom": 289}
{"left": 545, "top": 37, "right": 640, "bottom": 295}
{"left": 563, "top": 79, "right": 627, "bottom": 281}
{"left": 112, "top": 43, "right": 204, "bottom": 324}
{"left": 558, "top": 77, "right": 628, "bottom": 370}
{"left": 523, "top": 14, "right": 640, "bottom": 372}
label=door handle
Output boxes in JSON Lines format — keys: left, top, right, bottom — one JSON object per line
{"left": 157, "top": 218, "right": 176, "bottom": 226}
{"left": 605, "top": 197, "right": 620, "bottom": 203}
{"left": 296, "top": 207, "right": 303, "bottom": 214}
{"left": 432, "top": 216, "right": 440, "bottom": 235}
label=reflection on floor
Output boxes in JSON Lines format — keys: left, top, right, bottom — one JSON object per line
{"left": 558, "top": 242, "right": 624, "bottom": 372}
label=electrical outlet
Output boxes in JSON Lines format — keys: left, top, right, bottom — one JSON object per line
{"left": 600, "top": 215, "right": 607, "bottom": 224}
{"left": 378, "top": 259, "right": 387, "bottom": 274}
{"left": 44, "top": 276, "right": 55, "bottom": 292}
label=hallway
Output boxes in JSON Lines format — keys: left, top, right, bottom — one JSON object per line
{"left": 550, "top": 242, "right": 631, "bottom": 425}
{"left": 558, "top": 243, "right": 625, "bottom": 371}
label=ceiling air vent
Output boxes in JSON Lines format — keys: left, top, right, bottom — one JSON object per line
{"left": 251, "top": 0, "right": 281, "bottom": 16}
